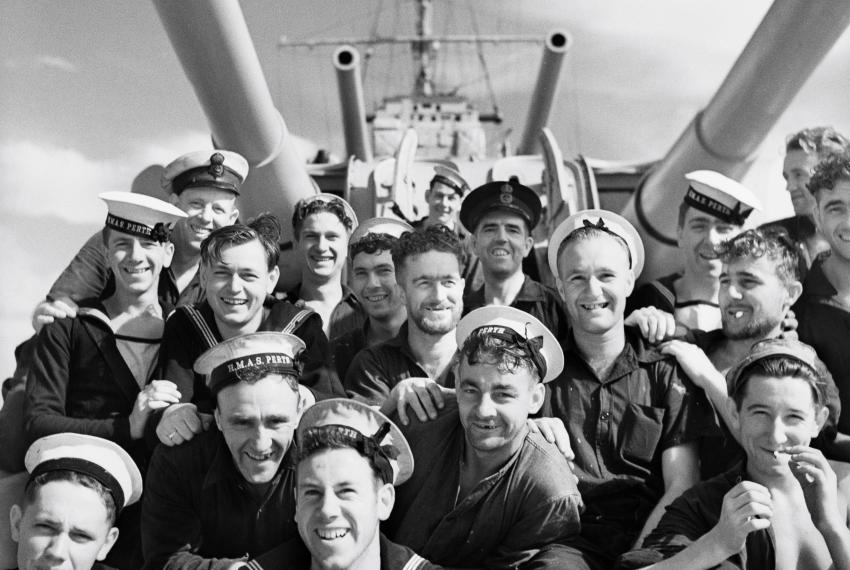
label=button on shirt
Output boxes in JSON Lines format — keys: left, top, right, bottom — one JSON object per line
{"left": 386, "top": 400, "right": 583, "bottom": 569}
{"left": 343, "top": 322, "right": 457, "bottom": 405}
{"left": 141, "top": 430, "right": 298, "bottom": 570}
{"left": 540, "top": 328, "right": 699, "bottom": 527}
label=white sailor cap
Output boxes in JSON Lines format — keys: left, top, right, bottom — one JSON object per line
{"left": 24, "top": 433, "right": 143, "bottom": 511}
{"left": 295, "top": 193, "right": 359, "bottom": 233}
{"left": 683, "top": 170, "right": 762, "bottom": 226}
{"left": 99, "top": 191, "right": 187, "bottom": 243}
{"left": 297, "top": 398, "right": 414, "bottom": 486}
{"left": 350, "top": 217, "right": 414, "bottom": 245}
{"left": 430, "top": 164, "right": 470, "bottom": 197}
{"left": 194, "top": 331, "right": 306, "bottom": 396}
{"left": 162, "top": 150, "right": 249, "bottom": 195}
{"left": 456, "top": 306, "right": 564, "bottom": 383}
{"left": 547, "top": 208, "right": 645, "bottom": 279}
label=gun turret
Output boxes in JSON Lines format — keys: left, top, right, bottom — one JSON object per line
{"left": 333, "top": 45, "right": 373, "bottom": 162}
{"left": 622, "top": 0, "right": 850, "bottom": 280}
{"left": 517, "top": 30, "right": 570, "bottom": 155}
{"left": 152, "top": 0, "right": 316, "bottom": 288}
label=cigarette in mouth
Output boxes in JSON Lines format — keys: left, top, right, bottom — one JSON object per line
{"left": 734, "top": 311, "right": 744, "bottom": 318}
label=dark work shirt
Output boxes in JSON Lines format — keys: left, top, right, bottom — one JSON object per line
{"left": 141, "top": 430, "right": 298, "bottom": 570}
{"left": 386, "top": 400, "right": 583, "bottom": 569}
{"left": 245, "top": 534, "right": 440, "bottom": 570}
{"left": 329, "top": 319, "right": 370, "bottom": 380}
{"left": 343, "top": 322, "right": 457, "bottom": 405}
{"left": 278, "top": 283, "right": 365, "bottom": 343}
{"left": 462, "top": 275, "right": 569, "bottom": 339}
{"left": 618, "top": 464, "right": 774, "bottom": 570}
{"left": 795, "top": 254, "right": 850, "bottom": 437}
{"left": 540, "top": 328, "right": 701, "bottom": 557}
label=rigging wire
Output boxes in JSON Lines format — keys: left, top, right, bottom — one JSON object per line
{"left": 465, "top": 0, "right": 500, "bottom": 119}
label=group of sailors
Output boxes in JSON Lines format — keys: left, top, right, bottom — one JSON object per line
{"left": 1, "top": 125, "right": 850, "bottom": 570}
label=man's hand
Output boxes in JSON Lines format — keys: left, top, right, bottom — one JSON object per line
{"left": 527, "top": 417, "right": 574, "bottom": 461}
{"left": 659, "top": 340, "right": 726, "bottom": 394}
{"left": 129, "top": 380, "right": 181, "bottom": 440}
{"left": 787, "top": 445, "right": 845, "bottom": 531}
{"left": 32, "top": 296, "right": 79, "bottom": 332}
{"left": 380, "top": 377, "right": 454, "bottom": 425}
{"left": 155, "top": 402, "right": 213, "bottom": 446}
{"left": 707, "top": 481, "right": 773, "bottom": 558}
{"left": 625, "top": 307, "right": 684, "bottom": 344}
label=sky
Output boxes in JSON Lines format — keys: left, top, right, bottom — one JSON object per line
{"left": 3, "top": 0, "right": 850, "bottom": 378}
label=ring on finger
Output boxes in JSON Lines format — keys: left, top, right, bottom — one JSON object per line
{"left": 167, "top": 432, "right": 177, "bottom": 440}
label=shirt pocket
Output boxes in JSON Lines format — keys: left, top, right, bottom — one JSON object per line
{"left": 619, "top": 403, "right": 665, "bottom": 466}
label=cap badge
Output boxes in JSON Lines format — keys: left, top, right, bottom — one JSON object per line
{"left": 500, "top": 183, "right": 514, "bottom": 204}
{"left": 208, "top": 152, "right": 225, "bottom": 178}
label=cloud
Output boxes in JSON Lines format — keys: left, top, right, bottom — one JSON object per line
{"left": 35, "top": 55, "right": 79, "bottom": 73}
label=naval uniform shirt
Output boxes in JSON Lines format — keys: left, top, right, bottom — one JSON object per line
{"left": 462, "top": 275, "right": 569, "bottom": 339}
{"left": 343, "top": 322, "right": 457, "bottom": 405}
{"left": 141, "top": 430, "right": 298, "bottom": 570}
{"left": 618, "top": 463, "right": 774, "bottom": 570}
{"left": 278, "top": 283, "right": 365, "bottom": 343}
{"left": 540, "top": 327, "right": 701, "bottom": 553}
{"left": 385, "top": 400, "right": 583, "bottom": 569}
{"left": 244, "top": 534, "right": 440, "bottom": 570}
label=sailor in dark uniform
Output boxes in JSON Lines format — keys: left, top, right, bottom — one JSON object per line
{"left": 8, "top": 434, "right": 143, "bottom": 570}
{"left": 153, "top": 214, "right": 340, "bottom": 449}
{"left": 627, "top": 170, "right": 761, "bottom": 332}
{"left": 23, "top": 192, "right": 187, "bottom": 568}
{"left": 243, "top": 399, "right": 439, "bottom": 570}
{"left": 460, "top": 179, "right": 568, "bottom": 339}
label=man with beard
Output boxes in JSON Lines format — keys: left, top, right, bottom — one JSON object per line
{"left": 460, "top": 180, "right": 568, "bottom": 339}
{"left": 627, "top": 170, "right": 761, "bottom": 332}
{"left": 794, "top": 153, "right": 850, "bottom": 461}
{"left": 384, "top": 306, "right": 582, "bottom": 568}
{"left": 542, "top": 210, "right": 702, "bottom": 570}
{"left": 152, "top": 214, "right": 338, "bottom": 448}
{"left": 280, "top": 194, "right": 365, "bottom": 342}
{"left": 761, "top": 127, "right": 848, "bottom": 268}
{"left": 329, "top": 218, "right": 412, "bottom": 380}
{"left": 657, "top": 228, "right": 842, "bottom": 474}
{"left": 344, "top": 226, "right": 463, "bottom": 417}
{"left": 32, "top": 151, "right": 246, "bottom": 328}
{"left": 241, "top": 399, "right": 439, "bottom": 570}
{"left": 141, "top": 332, "right": 307, "bottom": 570}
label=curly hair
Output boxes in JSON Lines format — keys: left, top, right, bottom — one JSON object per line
{"left": 807, "top": 152, "right": 850, "bottom": 202}
{"left": 716, "top": 228, "right": 801, "bottom": 284}
{"left": 292, "top": 196, "right": 355, "bottom": 239}
{"left": 459, "top": 334, "right": 540, "bottom": 382}
{"left": 200, "top": 213, "right": 281, "bottom": 270}
{"left": 391, "top": 225, "right": 464, "bottom": 274}
{"left": 24, "top": 470, "right": 117, "bottom": 525}
{"left": 786, "top": 127, "right": 849, "bottom": 159}
{"left": 349, "top": 232, "right": 400, "bottom": 263}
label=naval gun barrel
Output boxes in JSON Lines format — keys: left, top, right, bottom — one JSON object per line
{"left": 622, "top": 0, "right": 850, "bottom": 280}
{"left": 517, "top": 30, "right": 570, "bottom": 155}
{"left": 151, "top": 0, "right": 316, "bottom": 253}
{"left": 333, "top": 45, "right": 373, "bottom": 162}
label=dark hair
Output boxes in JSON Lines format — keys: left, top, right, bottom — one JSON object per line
{"left": 349, "top": 233, "right": 399, "bottom": 263}
{"left": 292, "top": 197, "right": 354, "bottom": 239}
{"left": 391, "top": 225, "right": 464, "bottom": 274}
{"left": 200, "top": 213, "right": 281, "bottom": 270}
{"left": 296, "top": 427, "right": 390, "bottom": 486}
{"left": 786, "top": 127, "right": 849, "bottom": 159}
{"left": 556, "top": 226, "right": 631, "bottom": 270}
{"left": 716, "top": 228, "right": 801, "bottom": 284}
{"left": 459, "top": 334, "right": 540, "bottom": 383}
{"left": 808, "top": 152, "right": 850, "bottom": 202}
{"left": 24, "top": 470, "right": 117, "bottom": 526}
{"left": 731, "top": 355, "right": 827, "bottom": 412}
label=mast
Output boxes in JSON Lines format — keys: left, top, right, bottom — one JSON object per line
{"left": 413, "top": 0, "right": 436, "bottom": 97}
